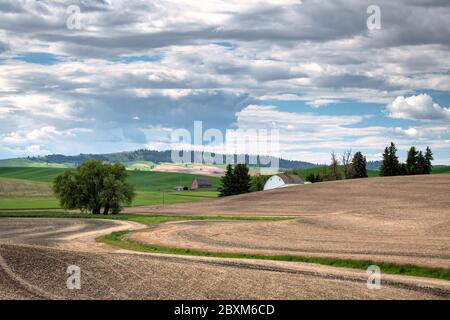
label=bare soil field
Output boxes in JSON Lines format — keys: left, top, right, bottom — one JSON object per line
{"left": 1, "top": 175, "right": 449, "bottom": 299}
{"left": 0, "top": 218, "right": 449, "bottom": 299}
{"left": 152, "top": 163, "right": 225, "bottom": 177}
{"left": 126, "top": 174, "right": 450, "bottom": 216}
{"left": 126, "top": 175, "right": 450, "bottom": 268}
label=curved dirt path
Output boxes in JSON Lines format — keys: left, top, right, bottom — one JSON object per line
{"left": 0, "top": 218, "right": 449, "bottom": 299}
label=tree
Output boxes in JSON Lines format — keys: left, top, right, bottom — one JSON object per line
{"left": 328, "top": 152, "right": 342, "bottom": 181}
{"left": 305, "top": 173, "right": 322, "bottom": 183}
{"left": 416, "top": 151, "right": 427, "bottom": 175}
{"left": 250, "top": 175, "right": 270, "bottom": 191}
{"left": 406, "top": 146, "right": 419, "bottom": 175}
{"left": 380, "top": 142, "right": 400, "bottom": 176}
{"left": 219, "top": 164, "right": 234, "bottom": 197}
{"left": 219, "top": 164, "right": 251, "bottom": 196}
{"left": 233, "top": 164, "right": 251, "bottom": 194}
{"left": 424, "top": 146, "right": 434, "bottom": 174}
{"left": 53, "top": 171, "right": 80, "bottom": 210}
{"left": 351, "top": 151, "right": 368, "bottom": 178}
{"left": 53, "top": 160, "right": 135, "bottom": 214}
{"left": 100, "top": 164, "right": 135, "bottom": 214}
{"left": 341, "top": 149, "right": 354, "bottom": 179}
{"left": 399, "top": 163, "right": 407, "bottom": 176}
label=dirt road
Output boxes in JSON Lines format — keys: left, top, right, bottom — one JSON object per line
{"left": 0, "top": 218, "right": 449, "bottom": 299}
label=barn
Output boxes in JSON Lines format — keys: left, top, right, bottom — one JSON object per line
{"left": 191, "top": 178, "right": 213, "bottom": 190}
{"left": 263, "top": 173, "right": 303, "bottom": 191}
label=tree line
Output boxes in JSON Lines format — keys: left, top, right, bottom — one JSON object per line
{"left": 306, "top": 150, "right": 368, "bottom": 183}
{"left": 380, "top": 142, "right": 433, "bottom": 176}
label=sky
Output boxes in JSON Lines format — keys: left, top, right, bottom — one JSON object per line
{"left": 0, "top": 0, "right": 449, "bottom": 164}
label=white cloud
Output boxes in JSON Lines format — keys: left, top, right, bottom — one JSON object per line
{"left": 0, "top": 94, "right": 75, "bottom": 120}
{"left": 394, "top": 127, "right": 421, "bottom": 138}
{"left": 306, "top": 99, "right": 339, "bottom": 108}
{"left": 386, "top": 94, "right": 450, "bottom": 121}
{"left": 0, "top": 1, "right": 450, "bottom": 164}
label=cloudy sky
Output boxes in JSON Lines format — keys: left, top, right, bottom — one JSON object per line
{"left": 0, "top": 0, "right": 449, "bottom": 164}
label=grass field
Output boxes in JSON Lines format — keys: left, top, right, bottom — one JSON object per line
{"left": 296, "top": 166, "right": 380, "bottom": 180}
{"left": 432, "top": 165, "right": 450, "bottom": 174}
{"left": 0, "top": 167, "right": 220, "bottom": 190}
{"left": 0, "top": 211, "right": 286, "bottom": 223}
{"left": 0, "top": 167, "right": 219, "bottom": 209}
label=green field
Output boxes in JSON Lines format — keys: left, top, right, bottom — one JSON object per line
{"left": 431, "top": 165, "right": 450, "bottom": 174}
{"left": 296, "top": 165, "right": 450, "bottom": 180}
{"left": 295, "top": 166, "right": 379, "bottom": 180}
{"left": 0, "top": 167, "right": 219, "bottom": 210}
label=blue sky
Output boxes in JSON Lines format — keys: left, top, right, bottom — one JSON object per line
{"left": 0, "top": 0, "right": 449, "bottom": 164}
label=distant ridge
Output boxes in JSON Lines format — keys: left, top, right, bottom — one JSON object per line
{"left": 0, "top": 149, "right": 319, "bottom": 170}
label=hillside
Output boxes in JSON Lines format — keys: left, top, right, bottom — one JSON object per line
{"left": 130, "top": 174, "right": 450, "bottom": 216}
{"left": 129, "top": 174, "right": 450, "bottom": 270}
{"left": 0, "top": 149, "right": 318, "bottom": 170}
{"left": 0, "top": 167, "right": 220, "bottom": 210}
{"left": 0, "top": 167, "right": 219, "bottom": 191}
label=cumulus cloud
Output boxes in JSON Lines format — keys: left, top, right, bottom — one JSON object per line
{"left": 386, "top": 94, "right": 450, "bottom": 121}
{"left": 0, "top": 0, "right": 450, "bottom": 163}
{"left": 306, "top": 99, "right": 339, "bottom": 108}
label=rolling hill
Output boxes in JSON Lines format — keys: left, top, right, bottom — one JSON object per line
{"left": 0, "top": 149, "right": 319, "bottom": 170}
{"left": 0, "top": 167, "right": 220, "bottom": 210}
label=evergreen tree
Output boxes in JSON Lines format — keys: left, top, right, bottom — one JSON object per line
{"left": 416, "top": 151, "right": 426, "bottom": 175}
{"left": 233, "top": 164, "right": 251, "bottom": 194}
{"left": 424, "top": 146, "right": 434, "bottom": 174}
{"left": 406, "top": 146, "right": 419, "bottom": 175}
{"left": 380, "top": 142, "right": 400, "bottom": 176}
{"left": 399, "top": 163, "right": 407, "bottom": 175}
{"left": 219, "top": 164, "right": 251, "bottom": 196}
{"left": 219, "top": 164, "right": 234, "bottom": 196}
{"left": 351, "top": 151, "right": 368, "bottom": 178}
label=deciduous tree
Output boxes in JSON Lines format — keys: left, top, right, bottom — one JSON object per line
{"left": 53, "top": 160, "right": 135, "bottom": 214}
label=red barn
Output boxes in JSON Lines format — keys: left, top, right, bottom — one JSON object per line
{"left": 191, "top": 178, "right": 212, "bottom": 190}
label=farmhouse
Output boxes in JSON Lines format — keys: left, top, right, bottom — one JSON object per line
{"left": 263, "top": 173, "right": 303, "bottom": 191}
{"left": 191, "top": 178, "right": 212, "bottom": 190}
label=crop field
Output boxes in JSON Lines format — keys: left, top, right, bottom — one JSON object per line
{"left": 129, "top": 174, "right": 450, "bottom": 269}
{"left": 0, "top": 167, "right": 219, "bottom": 210}
{"left": 1, "top": 174, "right": 449, "bottom": 299}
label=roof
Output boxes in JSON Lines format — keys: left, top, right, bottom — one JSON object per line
{"left": 276, "top": 173, "right": 303, "bottom": 185}
{"left": 193, "top": 178, "right": 212, "bottom": 186}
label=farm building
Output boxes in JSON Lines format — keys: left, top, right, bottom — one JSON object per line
{"left": 191, "top": 178, "right": 213, "bottom": 190}
{"left": 263, "top": 173, "right": 303, "bottom": 191}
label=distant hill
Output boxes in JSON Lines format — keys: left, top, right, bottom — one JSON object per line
{"left": 366, "top": 161, "right": 381, "bottom": 170}
{"left": 0, "top": 149, "right": 319, "bottom": 170}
